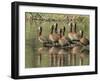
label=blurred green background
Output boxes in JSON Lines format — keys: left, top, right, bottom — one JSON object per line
{"left": 25, "top": 12, "right": 89, "bottom": 68}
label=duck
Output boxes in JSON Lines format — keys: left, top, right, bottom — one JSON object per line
{"left": 62, "top": 26, "right": 71, "bottom": 42}
{"left": 73, "top": 23, "right": 81, "bottom": 41}
{"left": 59, "top": 27, "right": 70, "bottom": 47}
{"left": 68, "top": 22, "right": 74, "bottom": 41}
{"left": 79, "top": 30, "right": 89, "bottom": 46}
{"left": 49, "top": 25, "right": 60, "bottom": 46}
{"left": 54, "top": 23, "right": 60, "bottom": 40}
{"left": 68, "top": 22, "right": 77, "bottom": 45}
{"left": 38, "top": 26, "right": 49, "bottom": 46}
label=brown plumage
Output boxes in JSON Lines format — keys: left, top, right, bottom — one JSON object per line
{"left": 72, "top": 45, "right": 82, "bottom": 55}
{"left": 59, "top": 27, "right": 69, "bottom": 46}
{"left": 38, "top": 26, "right": 49, "bottom": 44}
{"left": 73, "top": 23, "right": 81, "bottom": 41}
{"left": 49, "top": 25, "right": 60, "bottom": 45}
{"left": 79, "top": 30, "right": 89, "bottom": 46}
{"left": 68, "top": 22, "right": 74, "bottom": 40}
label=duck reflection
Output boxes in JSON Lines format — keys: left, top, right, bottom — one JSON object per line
{"left": 71, "top": 45, "right": 82, "bottom": 66}
{"left": 49, "top": 47, "right": 59, "bottom": 66}
{"left": 37, "top": 47, "right": 49, "bottom": 65}
{"left": 79, "top": 49, "right": 89, "bottom": 65}
{"left": 57, "top": 49, "right": 67, "bottom": 66}
{"left": 37, "top": 45, "right": 89, "bottom": 67}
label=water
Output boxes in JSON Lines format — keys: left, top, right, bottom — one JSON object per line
{"left": 36, "top": 46, "right": 89, "bottom": 67}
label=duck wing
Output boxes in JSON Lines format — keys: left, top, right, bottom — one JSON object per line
{"left": 39, "top": 36, "right": 49, "bottom": 43}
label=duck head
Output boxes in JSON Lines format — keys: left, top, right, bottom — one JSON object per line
{"left": 63, "top": 26, "right": 66, "bottom": 36}
{"left": 38, "top": 26, "right": 42, "bottom": 36}
{"left": 55, "top": 23, "right": 58, "bottom": 34}
{"left": 70, "top": 23, "right": 73, "bottom": 32}
{"left": 79, "top": 30, "right": 83, "bottom": 38}
{"left": 74, "top": 23, "right": 77, "bottom": 33}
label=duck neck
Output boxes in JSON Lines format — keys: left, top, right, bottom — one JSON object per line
{"left": 63, "top": 27, "right": 65, "bottom": 36}
{"left": 50, "top": 25, "right": 54, "bottom": 34}
{"left": 63, "top": 31, "right": 65, "bottom": 36}
{"left": 60, "top": 30, "right": 62, "bottom": 38}
{"left": 74, "top": 23, "right": 77, "bottom": 33}
{"left": 39, "top": 27, "right": 42, "bottom": 36}
{"left": 50, "top": 28, "right": 53, "bottom": 34}
{"left": 55, "top": 24, "right": 58, "bottom": 34}
{"left": 60, "top": 34, "right": 62, "bottom": 38}
{"left": 39, "top": 31, "right": 42, "bottom": 36}
{"left": 70, "top": 23, "right": 72, "bottom": 32}
{"left": 81, "top": 31, "right": 83, "bottom": 38}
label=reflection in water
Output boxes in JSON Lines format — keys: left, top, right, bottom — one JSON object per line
{"left": 37, "top": 45, "right": 89, "bottom": 67}
{"left": 71, "top": 45, "right": 82, "bottom": 66}
{"left": 37, "top": 47, "right": 49, "bottom": 65}
{"left": 49, "top": 47, "right": 59, "bottom": 66}
{"left": 79, "top": 49, "right": 89, "bottom": 65}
